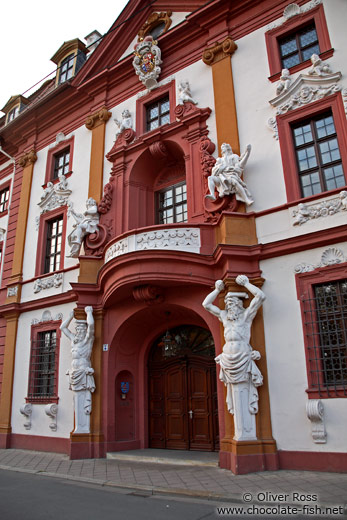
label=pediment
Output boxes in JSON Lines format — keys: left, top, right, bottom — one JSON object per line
{"left": 74, "top": 1, "right": 204, "bottom": 86}
{"left": 269, "top": 72, "right": 342, "bottom": 115}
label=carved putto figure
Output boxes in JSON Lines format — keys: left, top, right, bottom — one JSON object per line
{"left": 340, "top": 190, "right": 347, "bottom": 211}
{"left": 178, "top": 81, "right": 197, "bottom": 105}
{"left": 67, "top": 198, "right": 100, "bottom": 258}
{"left": 202, "top": 276, "right": 265, "bottom": 441}
{"left": 293, "top": 202, "right": 310, "bottom": 225}
{"left": 205, "top": 143, "right": 253, "bottom": 206}
{"left": 60, "top": 307, "right": 96, "bottom": 434}
{"left": 308, "top": 54, "right": 332, "bottom": 76}
{"left": 276, "top": 68, "right": 291, "bottom": 95}
{"left": 114, "top": 109, "right": 133, "bottom": 136}
{"left": 133, "top": 35, "right": 162, "bottom": 89}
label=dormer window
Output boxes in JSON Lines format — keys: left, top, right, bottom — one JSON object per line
{"left": 1, "top": 95, "right": 29, "bottom": 125}
{"left": 7, "top": 105, "right": 20, "bottom": 122}
{"left": 59, "top": 54, "right": 75, "bottom": 84}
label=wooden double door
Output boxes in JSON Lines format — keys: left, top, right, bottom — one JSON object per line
{"left": 148, "top": 326, "right": 219, "bottom": 451}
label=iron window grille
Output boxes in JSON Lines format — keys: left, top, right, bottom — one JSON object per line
{"left": 292, "top": 112, "right": 345, "bottom": 197}
{"left": 278, "top": 23, "right": 320, "bottom": 69}
{"left": 28, "top": 330, "right": 57, "bottom": 400}
{"left": 44, "top": 216, "right": 63, "bottom": 273}
{"left": 302, "top": 279, "right": 347, "bottom": 397}
{"left": 0, "top": 187, "right": 9, "bottom": 213}
{"left": 59, "top": 53, "right": 75, "bottom": 84}
{"left": 157, "top": 182, "right": 187, "bottom": 224}
{"left": 146, "top": 96, "right": 170, "bottom": 132}
{"left": 53, "top": 148, "right": 70, "bottom": 179}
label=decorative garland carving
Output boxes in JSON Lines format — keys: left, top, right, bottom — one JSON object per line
{"left": 18, "top": 150, "right": 37, "bottom": 168}
{"left": 292, "top": 191, "right": 347, "bottom": 226}
{"left": 294, "top": 248, "right": 346, "bottom": 273}
{"left": 133, "top": 284, "right": 164, "bottom": 306}
{"left": 202, "top": 37, "right": 237, "bottom": 66}
{"left": 85, "top": 107, "right": 112, "bottom": 130}
{"left": 34, "top": 273, "right": 63, "bottom": 293}
{"left": 31, "top": 310, "right": 63, "bottom": 325}
{"left": 98, "top": 183, "right": 113, "bottom": 214}
{"left": 138, "top": 11, "right": 172, "bottom": 40}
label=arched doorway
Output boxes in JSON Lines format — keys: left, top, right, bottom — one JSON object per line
{"left": 148, "top": 325, "right": 219, "bottom": 451}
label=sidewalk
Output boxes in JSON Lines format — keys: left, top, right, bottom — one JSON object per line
{"left": 0, "top": 448, "right": 346, "bottom": 510}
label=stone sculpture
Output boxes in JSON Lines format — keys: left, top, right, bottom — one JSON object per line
{"left": 114, "top": 109, "right": 133, "bottom": 136}
{"left": 67, "top": 198, "right": 100, "bottom": 258}
{"left": 276, "top": 68, "right": 291, "bottom": 95}
{"left": 60, "top": 307, "right": 96, "bottom": 434}
{"left": 202, "top": 275, "right": 265, "bottom": 441}
{"left": 205, "top": 143, "right": 253, "bottom": 205}
{"left": 308, "top": 54, "right": 332, "bottom": 76}
{"left": 178, "top": 81, "right": 197, "bottom": 105}
{"left": 133, "top": 35, "right": 162, "bottom": 89}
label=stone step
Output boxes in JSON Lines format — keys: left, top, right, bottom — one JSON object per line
{"left": 106, "top": 449, "right": 219, "bottom": 467}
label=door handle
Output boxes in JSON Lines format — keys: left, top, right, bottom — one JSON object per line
{"left": 188, "top": 410, "right": 193, "bottom": 419}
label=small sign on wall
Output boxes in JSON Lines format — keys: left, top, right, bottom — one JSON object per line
{"left": 103, "top": 344, "right": 109, "bottom": 351}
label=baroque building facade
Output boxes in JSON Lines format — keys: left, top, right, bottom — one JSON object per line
{"left": 0, "top": 0, "right": 346, "bottom": 474}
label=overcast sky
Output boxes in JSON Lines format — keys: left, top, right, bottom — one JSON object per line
{"left": 0, "top": 0, "right": 129, "bottom": 111}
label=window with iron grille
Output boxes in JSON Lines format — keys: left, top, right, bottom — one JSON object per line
{"left": 292, "top": 112, "right": 345, "bottom": 197}
{"left": 53, "top": 148, "right": 70, "bottom": 179}
{"left": 28, "top": 330, "right": 58, "bottom": 400}
{"left": 146, "top": 96, "right": 170, "bottom": 132}
{"left": 0, "top": 187, "right": 9, "bottom": 213}
{"left": 157, "top": 182, "right": 187, "bottom": 224}
{"left": 44, "top": 217, "right": 63, "bottom": 273}
{"left": 278, "top": 24, "right": 320, "bottom": 69}
{"left": 302, "top": 279, "right": 347, "bottom": 397}
{"left": 59, "top": 53, "right": 75, "bottom": 84}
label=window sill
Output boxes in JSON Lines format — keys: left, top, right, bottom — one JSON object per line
{"left": 26, "top": 396, "right": 59, "bottom": 404}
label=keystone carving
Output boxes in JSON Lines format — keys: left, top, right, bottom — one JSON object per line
{"left": 133, "top": 285, "right": 164, "bottom": 306}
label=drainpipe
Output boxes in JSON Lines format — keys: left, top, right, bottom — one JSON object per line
{"left": 0, "top": 147, "right": 16, "bottom": 285}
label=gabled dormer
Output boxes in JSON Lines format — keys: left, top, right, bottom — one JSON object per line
{"left": 1, "top": 95, "right": 30, "bottom": 124}
{"left": 51, "top": 38, "right": 89, "bottom": 85}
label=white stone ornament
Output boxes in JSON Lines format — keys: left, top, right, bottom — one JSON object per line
{"left": 67, "top": 198, "right": 100, "bottom": 258}
{"left": 114, "top": 109, "right": 133, "bottom": 136}
{"left": 202, "top": 275, "right": 265, "bottom": 441}
{"left": 61, "top": 307, "right": 96, "bottom": 434}
{"left": 34, "top": 273, "right": 63, "bottom": 293}
{"left": 205, "top": 143, "right": 253, "bottom": 205}
{"left": 38, "top": 174, "right": 72, "bottom": 217}
{"left": 276, "top": 69, "right": 292, "bottom": 95}
{"left": 133, "top": 36, "right": 162, "bottom": 90}
{"left": 292, "top": 191, "right": 347, "bottom": 225}
{"left": 7, "top": 286, "right": 18, "bottom": 297}
{"left": 31, "top": 310, "right": 63, "bottom": 325}
{"left": 306, "top": 400, "right": 327, "bottom": 443}
{"left": 294, "top": 247, "right": 346, "bottom": 273}
{"left": 20, "top": 403, "right": 32, "bottom": 430}
{"left": 178, "top": 81, "right": 197, "bottom": 105}
{"left": 45, "top": 403, "right": 58, "bottom": 431}
{"left": 308, "top": 54, "right": 332, "bottom": 76}
{"left": 266, "top": 0, "right": 321, "bottom": 30}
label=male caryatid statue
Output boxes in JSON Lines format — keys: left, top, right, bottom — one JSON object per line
{"left": 61, "top": 307, "right": 96, "bottom": 434}
{"left": 202, "top": 276, "right": 265, "bottom": 441}
{"left": 205, "top": 143, "right": 253, "bottom": 206}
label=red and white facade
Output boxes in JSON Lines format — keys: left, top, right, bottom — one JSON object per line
{"left": 0, "top": 0, "right": 346, "bottom": 474}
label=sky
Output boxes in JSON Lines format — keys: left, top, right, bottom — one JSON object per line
{"left": 0, "top": 0, "right": 129, "bottom": 111}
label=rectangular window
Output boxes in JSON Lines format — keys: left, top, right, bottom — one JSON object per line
{"left": 292, "top": 112, "right": 345, "bottom": 197}
{"left": 44, "top": 217, "right": 63, "bottom": 273}
{"left": 146, "top": 96, "right": 170, "bottom": 132}
{"left": 279, "top": 24, "right": 319, "bottom": 69}
{"left": 53, "top": 148, "right": 70, "bottom": 179}
{"left": 59, "top": 53, "right": 75, "bottom": 84}
{"left": 28, "top": 329, "right": 58, "bottom": 401}
{"left": 0, "top": 187, "right": 9, "bottom": 213}
{"left": 301, "top": 279, "right": 347, "bottom": 397}
{"left": 157, "top": 182, "right": 187, "bottom": 224}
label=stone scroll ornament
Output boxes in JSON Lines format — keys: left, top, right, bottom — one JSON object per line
{"left": 133, "top": 35, "right": 162, "bottom": 90}
{"left": 205, "top": 143, "right": 254, "bottom": 206}
{"left": 60, "top": 307, "right": 95, "bottom": 434}
{"left": 67, "top": 198, "right": 100, "bottom": 258}
{"left": 202, "top": 276, "right": 265, "bottom": 441}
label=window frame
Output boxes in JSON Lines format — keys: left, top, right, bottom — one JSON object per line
{"left": 277, "top": 92, "right": 347, "bottom": 203}
{"left": 296, "top": 262, "right": 347, "bottom": 399}
{"left": 45, "top": 136, "right": 74, "bottom": 185}
{"left": 35, "top": 206, "right": 67, "bottom": 277}
{"left": 0, "top": 181, "right": 11, "bottom": 216}
{"left": 26, "top": 320, "right": 61, "bottom": 404}
{"left": 156, "top": 181, "right": 188, "bottom": 224}
{"left": 265, "top": 4, "right": 333, "bottom": 81}
{"left": 58, "top": 53, "right": 75, "bottom": 84}
{"left": 136, "top": 80, "right": 176, "bottom": 135}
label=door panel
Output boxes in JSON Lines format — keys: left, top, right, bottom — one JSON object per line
{"left": 188, "top": 361, "right": 214, "bottom": 450}
{"left": 165, "top": 363, "right": 188, "bottom": 449}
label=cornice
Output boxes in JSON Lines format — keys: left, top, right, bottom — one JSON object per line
{"left": 18, "top": 150, "right": 37, "bottom": 168}
{"left": 85, "top": 107, "right": 112, "bottom": 130}
{"left": 202, "top": 36, "right": 237, "bottom": 66}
